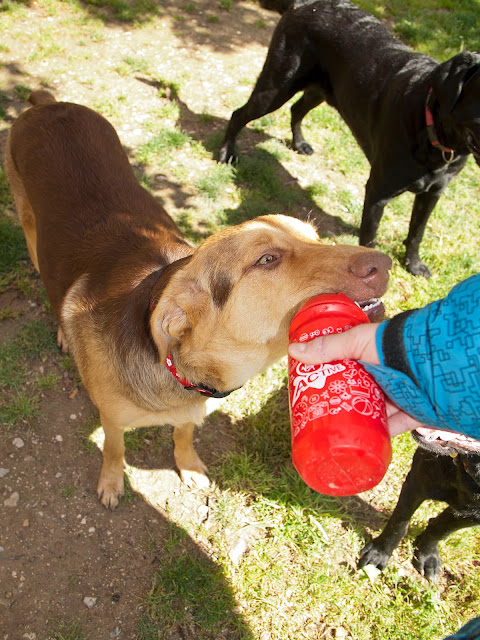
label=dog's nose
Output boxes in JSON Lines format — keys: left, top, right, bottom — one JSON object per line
{"left": 349, "top": 251, "right": 392, "bottom": 291}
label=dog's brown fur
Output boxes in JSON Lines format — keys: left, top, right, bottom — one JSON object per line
{"left": 5, "top": 92, "right": 391, "bottom": 509}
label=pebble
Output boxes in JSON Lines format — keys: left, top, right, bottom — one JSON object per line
{"left": 83, "top": 596, "right": 97, "bottom": 608}
{"left": 55, "top": 435, "right": 63, "bottom": 442}
{"left": 4, "top": 492, "right": 19, "bottom": 507}
{"left": 13, "top": 438, "right": 24, "bottom": 448}
{"left": 228, "top": 538, "right": 248, "bottom": 565}
{"left": 0, "top": 468, "right": 10, "bottom": 478}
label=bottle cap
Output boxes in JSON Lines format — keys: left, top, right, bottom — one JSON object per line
{"left": 289, "top": 293, "right": 369, "bottom": 343}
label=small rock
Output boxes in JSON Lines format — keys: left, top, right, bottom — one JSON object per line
{"left": 4, "top": 492, "right": 19, "bottom": 507}
{"left": 0, "top": 468, "right": 10, "bottom": 478}
{"left": 228, "top": 538, "right": 248, "bottom": 565}
{"left": 197, "top": 504, "right": 209, "bottom": 522}
{"left": 83, "top": 596, "right": 97, "bottom": 609}
{"left": 13, "top": 438, "right": 24, "bottom": 448}
{"left": 55, "top": 434, "right": 64, "bottom": 442}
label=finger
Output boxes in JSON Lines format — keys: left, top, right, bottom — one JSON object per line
{"left": 387, "top": 410, "right": 424, "bottom": 437}
{"left": 288, "top": 323, "right": 381, "bottom": 365}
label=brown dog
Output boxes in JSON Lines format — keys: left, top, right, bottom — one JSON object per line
{"left": 5, "top": 91, "right": 391, "bottom": 509}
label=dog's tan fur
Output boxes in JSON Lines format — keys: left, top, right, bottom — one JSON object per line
{"left": 5, "top": 92, "right": 391, "bottom": 509}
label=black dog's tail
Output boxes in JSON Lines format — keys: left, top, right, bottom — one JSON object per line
{"left": 28, "top": 90, "right": 57, "bottom": 106}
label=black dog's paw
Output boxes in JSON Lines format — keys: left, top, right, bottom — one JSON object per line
{"left": 404, "top": 255, "right": 432, "bottom": 278}
{"left": 413, "top": 547, "right": 442, "bottom": 582}
{"left": 358, "top": 541, "right": 391, "bottom": 571}
{"left": 294, "top": 140, "right": 314, "bottom": 155}
{"left": 218, "top": 143, "right": 238, "bottom": 165}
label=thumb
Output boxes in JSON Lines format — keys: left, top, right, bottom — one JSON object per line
{"left": 288, "top": 323, "right": 381, "bottom": 365}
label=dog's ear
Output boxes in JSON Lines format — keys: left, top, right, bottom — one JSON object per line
{"left": 431, "top": 52, "right": 480, "bottom": 119}
{"left": 150, "top": 279, "right": 209, "bottom": 363}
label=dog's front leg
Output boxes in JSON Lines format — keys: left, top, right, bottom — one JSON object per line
{"left": 358, "top": 178, "right": 390, "bottom": 249}
{"left": 358, "top": 461, "right": 426, "bottom": 571}
{"left": 173, "top": 422, "right": 209, "bottom": 490}
{"left": 413, "top": 507, "right": 480, "bottom": 581}
{"left": 403, "top": 191, "right": 442, "bottom": 278}
{"left": 97, "top": 416, "right": 126, "bottom": 509}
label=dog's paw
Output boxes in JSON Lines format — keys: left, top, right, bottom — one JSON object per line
{"left": 218, "top": 143, "right": 238, "bottom": 165}
{"left": 97, "top": 473, "right": 125, "bottom": 510}
{"left": 413, "top": 546, "right": 442, "bottom": 582}
{"left": 180, "top": 468, "right": 210, "bottom": 490}
{"left": 294, "top": 141, "right": 314, "bottom": 155}
{"left": 404, "top": 256, "right": 432, "bottom": 278}
{"left": 178, "top": 455, "right": 210, "bottom": 490}
{"left": 358, "top": 542, "right": 391, "bottom": 571}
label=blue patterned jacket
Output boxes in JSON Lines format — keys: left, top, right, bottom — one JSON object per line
{"left": 362, "top": 274, "right": 480, "bottom": 440}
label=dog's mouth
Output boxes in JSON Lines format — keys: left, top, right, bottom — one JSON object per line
{"left": 356, "top": 298, "right": 385, "bottom": 323}
{"left": 413, "top": 426, "right": 480, "bottom": 455}
{"left": 466, "top": 129, "right": 480, "bottom": 162}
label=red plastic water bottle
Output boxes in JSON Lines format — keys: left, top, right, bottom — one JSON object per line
{"left": 288, "top": 293, "right": 391, "bottom": 496}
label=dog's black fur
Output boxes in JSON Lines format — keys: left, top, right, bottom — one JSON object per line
{"left": 220, "top": 0, "right": 480, "bottom": 277}
{"left": 358, "top": 433, "right": 480, "bottom": 581}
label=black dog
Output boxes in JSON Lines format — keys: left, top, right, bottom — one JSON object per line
{"left": 358, "top": 429, "right": 480, "bottom": 581}
{"left": 219, "top": 0, "right": 480, "bottom": 277}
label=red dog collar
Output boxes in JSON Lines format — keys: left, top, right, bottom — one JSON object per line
{"left": 425, "top": 87, "right": 455, "bottom": 163}
{"left": 165, "top": 353, "right": 237, "bottom": 398}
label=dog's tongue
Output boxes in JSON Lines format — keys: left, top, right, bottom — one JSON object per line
{"left": 415, "top": 426, "right": 480, "bottom": 453}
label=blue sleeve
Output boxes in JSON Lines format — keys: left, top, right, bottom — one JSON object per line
{"left": 443, "top": 617, "right": 480, "bottom": 640}
{"left": 361, "top": 274, "right": 480, "bottom": 440}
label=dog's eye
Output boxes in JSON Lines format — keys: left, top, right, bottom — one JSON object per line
{"left": 255, "top": 254, "right": 277, "bottom": 266}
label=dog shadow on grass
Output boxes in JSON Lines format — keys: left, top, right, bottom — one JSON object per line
{"left": 134, "top": 76, "right": 358, "bottom": 242}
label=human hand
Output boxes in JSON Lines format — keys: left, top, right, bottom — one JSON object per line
{"left": 287, "top": 324, "right": 425, "bottom": 438}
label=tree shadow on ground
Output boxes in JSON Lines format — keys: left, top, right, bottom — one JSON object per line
{"left": 70, "top": 0, "right": 280, "bottom": 53}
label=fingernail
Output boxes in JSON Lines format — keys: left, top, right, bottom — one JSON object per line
{"left": 289, "top": 342, "right": 307, "bottom": 355}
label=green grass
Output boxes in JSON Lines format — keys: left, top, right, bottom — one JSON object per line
{"left": 49, "top": 620, "right": 85, "bottom": 640}
{"left": 138, "top": 523, "right": 252, "bottom": 639}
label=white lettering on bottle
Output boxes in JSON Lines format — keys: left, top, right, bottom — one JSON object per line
{"left": 290, "top": 362, "right": 347, "bottom": 407}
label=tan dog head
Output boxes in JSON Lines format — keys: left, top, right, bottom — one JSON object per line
{"left": 150, "top": 215, "right": 391, "bottom": 393}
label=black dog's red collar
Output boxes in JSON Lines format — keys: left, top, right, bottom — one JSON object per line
{"left": 165, "top": 353, "right": 237, "bottom": 399}
{"left": 425, "top": 87, "right": 455, "bottom": 163}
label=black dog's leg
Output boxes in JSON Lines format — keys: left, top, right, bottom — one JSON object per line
{"left": 358, "top": 467, "right": 426, "bottom": 571}
{"left": 219, "top": 23, "right": 313, "bottom": 164}
{"left": 413, "top": 507, "right": 480, "bottom": 582}
{"left": 219, "top": 86, "right": 299, "bottom": 164}
{"left": 290, "top": 85, "right": 325, "bottom": 155}
{"left": 403, "top": 191, "right": 443, "bottom": 278}
{"left": 358, "top": 177, "right": 390, "bottom": 248}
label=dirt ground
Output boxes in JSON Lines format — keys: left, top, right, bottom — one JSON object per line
{"left": 0, "top": 2, "right": 288, "bottom": 639}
